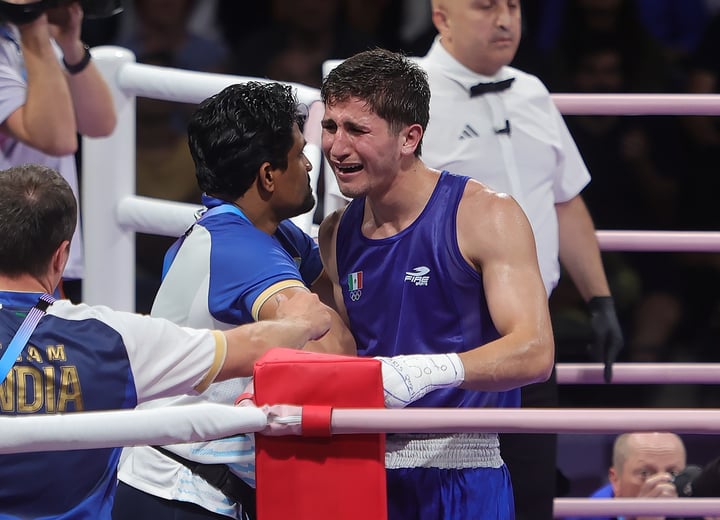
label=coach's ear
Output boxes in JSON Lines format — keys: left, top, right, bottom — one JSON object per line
{"left": 50, "top": 240, "right": 71, "bottom": 289}
{"left": 257, "top": 161, "right": 277, "bottom": 194}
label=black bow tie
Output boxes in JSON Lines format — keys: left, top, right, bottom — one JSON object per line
{"left": 469, "top": 77, "right": 515, "bottom": 97}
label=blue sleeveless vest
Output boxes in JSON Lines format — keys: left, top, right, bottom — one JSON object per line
{"left": 336, "top": 171, "right": 519, "bottom": 409}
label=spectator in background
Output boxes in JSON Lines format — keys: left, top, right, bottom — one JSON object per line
{"left": 536, "top": 0, "right": 675, "bottom": 92}
{"left": 681, "top": 11, "right": 720, "bottom": 229}
{"left": 634, "top": 0, "right": 709, "bottom": 74}
{"left": 0, "top": 0, "right": 116, "bottom": 302}
{"left": 557, "top": 37, "right": 687, "bottom": 374}
{"left": 229, "top": 0, "right": 374, "bottom": 88}
{"left": 564, "top": 432, "right": 688, "bottom": 520}
{"left": 676, "top": 11, "right": 720, "bottom": 388}
{"left": 344, "top": 0, "right": 403, "bottom": 51}
{"left": 213, "top": 1, "right": 271, "bottom": 51}
{"left": 533, "top": 0, "right": 708, "bottom": 72}
{"left": 115, "top": 0, "right": 229, "bottom": 73}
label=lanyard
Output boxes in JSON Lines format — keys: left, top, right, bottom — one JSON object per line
{"left": 0, "top": 293, "right": 56, "bottom": 384}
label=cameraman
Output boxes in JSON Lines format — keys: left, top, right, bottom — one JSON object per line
{"left": 564, "top": 432, "right": 687, "bottom": 520}
{"left": 0, "top": 0, "right": 116, "bottom": 301}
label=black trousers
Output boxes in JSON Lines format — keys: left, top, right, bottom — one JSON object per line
{"left": 112, "top": 481, "right": 233, "bottom": 520}
{"left": 499, "top": 368, "right": 559, "bottom": 520}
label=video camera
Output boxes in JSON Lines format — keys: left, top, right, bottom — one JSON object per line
{"left": 0, "top": 0, "right": 122, "bottom": 26}
{"left": 672, "top": 465, "right": 703, "bottom": 497}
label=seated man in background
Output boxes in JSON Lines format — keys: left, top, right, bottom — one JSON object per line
{"left": 565, "top": 431, "right": 687, "bottom": 520}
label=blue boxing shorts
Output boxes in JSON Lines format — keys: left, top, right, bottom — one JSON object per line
{"left": 385, "top": 433, "right": 515, "bottom": 520}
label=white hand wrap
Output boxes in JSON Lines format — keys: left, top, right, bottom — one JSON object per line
{"left": 376, "top": 353, "right": 465, "bottom": 408}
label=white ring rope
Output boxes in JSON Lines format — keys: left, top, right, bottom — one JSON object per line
{"left": 115, "top": 196, "right": 720, "bottom": 253}
{"left": 0, "top": 403, "right": 266, "bottom": 454}
{"left": 1, "top": 405, "right": 718, "bottom": 455}
{"left": 329, "top": 408, "right": 720, "bottom": 435}
{"left": 553, "top": 498, "right": 720, "bottom": 518}
{"left": 557, "top": 362, "right": 720, "bottom": 384}
{"left": 117, "top": 61, "right": 321, "bottom": 106}
{"left": 551, "top": 93, "right": 720, "bottom": 115}
{"left": 597, "top": 230, "right": 720, "bottom": 252}
{"left": 3, "top": 403, "right": 719, "bottom": 517}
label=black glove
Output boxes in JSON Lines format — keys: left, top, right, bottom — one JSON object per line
{"left": 587, "top": 296, "right": 624, "bottom": 383}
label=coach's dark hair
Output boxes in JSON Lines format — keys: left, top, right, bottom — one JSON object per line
{"left": 321, "top": 48, "right": 430, "bottom": 156}
{"left": 188, "top": 82, "right": 306, "bottom": 199}
{"left": 0, "top": 164, "right": 77, "bottom": 277}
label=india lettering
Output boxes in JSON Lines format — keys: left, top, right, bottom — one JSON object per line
{"left": 0, "top": 344, "right": 85, "bottom": 413}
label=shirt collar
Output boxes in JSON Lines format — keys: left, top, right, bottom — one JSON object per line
{"left": 199, "top": 193, "right": 252, "bottom": 225}
{"left": 201, "top": 193, "right": 226, "bottom": 209}
{"left": 425, "top": 36, "right": 513, "bottom": 92}
{"left": 0, "top": 290, "right": 46, "bottom": 309}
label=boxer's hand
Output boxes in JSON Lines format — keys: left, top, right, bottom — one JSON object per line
{"left": 376, "top": 353, "right": 465, "bottom": 408}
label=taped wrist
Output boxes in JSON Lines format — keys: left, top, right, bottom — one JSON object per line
{"left": 376, "top": 353, "right": 465, "bottom": 408}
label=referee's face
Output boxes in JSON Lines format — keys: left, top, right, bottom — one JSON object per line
{"left": 433, "top": 0, "right": 521, "bottom": 76}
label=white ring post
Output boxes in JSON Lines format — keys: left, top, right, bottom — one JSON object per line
{"left": 116, "top": 196, "right": 200, "bottom": 237}
{"left": 81, "top": 46, "right": 137, "bottom": 310}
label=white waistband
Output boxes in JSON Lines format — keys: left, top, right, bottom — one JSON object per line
{"left": 385, "top": 433, "right": 503, "bottom": 470}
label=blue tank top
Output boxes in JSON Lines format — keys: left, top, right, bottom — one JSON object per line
{"left": 336, "top": 171, "right": 519, "bottom": 409}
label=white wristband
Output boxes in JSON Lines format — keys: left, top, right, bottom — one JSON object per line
{"left": 375, "top": 353, "right": 465, "bottom": 408}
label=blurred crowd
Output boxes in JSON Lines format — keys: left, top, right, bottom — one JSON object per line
{"left": 81, "top": 0, "right": 720, "bottom": 409}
